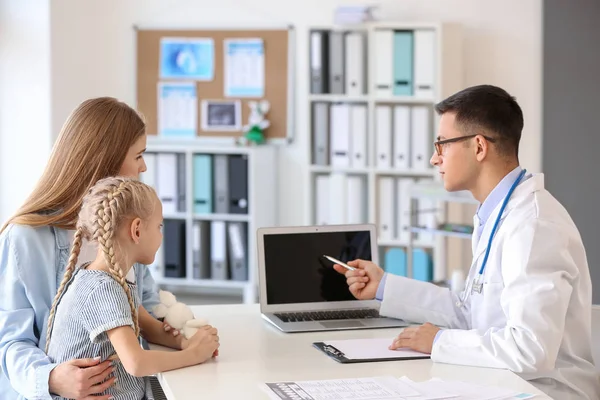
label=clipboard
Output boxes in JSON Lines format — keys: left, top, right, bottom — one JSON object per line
{"left": 313, "top": 337, "right": 430, "bottom": 364}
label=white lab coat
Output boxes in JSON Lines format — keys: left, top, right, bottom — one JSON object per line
{"left": 380, "top": 174, "right": 600, "bottom": 400}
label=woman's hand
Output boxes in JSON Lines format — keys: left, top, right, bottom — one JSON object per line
{"left": 49, "top": 357, "right": 116, "bottom": 399}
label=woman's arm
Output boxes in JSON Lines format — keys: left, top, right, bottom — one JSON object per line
{"left": 0, "top": 226, "right": 113, "bottom": 400}
{"left": 107, "top": 325, "right": 218, "bottom": 377}
{"left": 138, "top": 306, "right": 187, "bottom": 349}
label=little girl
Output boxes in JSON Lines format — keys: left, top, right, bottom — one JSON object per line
{"left": 45, "top": 177, "right": 220, "bottom": 399}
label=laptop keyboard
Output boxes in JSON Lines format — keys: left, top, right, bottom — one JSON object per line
{"left": 275, "top": 309, "right": 380, "bottom": 323}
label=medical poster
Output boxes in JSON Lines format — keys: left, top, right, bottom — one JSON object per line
{"left": 157, "top": 82, "right": 197, "bottom": 137}
{"left": 224, "top": 38, "right": 265, "bottom": 97}
{"left": 160, "top": 37, "right": 214, "bottom": 80}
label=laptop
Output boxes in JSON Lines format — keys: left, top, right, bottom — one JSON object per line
{"left": 257, "top": 224, "right": 409, "bottom": 333}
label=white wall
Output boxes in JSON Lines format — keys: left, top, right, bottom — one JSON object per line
{"left": 0, "top": 0, "right": 52, "bottom": 224}
{"left": 2, "top": 0, "right": 542, "bottom": 226}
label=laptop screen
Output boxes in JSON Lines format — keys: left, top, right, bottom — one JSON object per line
{"left": 263, "top": 230, "right": 372, "bottom": 305}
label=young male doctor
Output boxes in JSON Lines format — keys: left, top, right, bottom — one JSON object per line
{"left": 335, "top": 85, "right": 600, "bottom": 399}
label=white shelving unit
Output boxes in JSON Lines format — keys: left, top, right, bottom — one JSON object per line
{"left": 407, "top": 181, "right": 478, "bottom": 280}
{"left": 143, "top": 138, "right": 278, "bottom": 304}
{"left": 306, "top": 21, "right": 464, "bottom": 281}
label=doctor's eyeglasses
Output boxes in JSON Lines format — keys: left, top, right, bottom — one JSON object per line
{"left": 434, "top": 134, "right": 497, "bottom": 156}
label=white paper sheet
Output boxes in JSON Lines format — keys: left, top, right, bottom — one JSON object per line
{"left": 261, "top": 376, "right": 538, "bottom": 400}
{"left": 262, "top": 376, "right": 420, "bottom": 400}
{"left": 157, "top": 82, "right": 197, "bottom": 137}
{"left": 224, "top": 38, "right": 264, "bottom": 97}
{"left": 323, "top": 337, "right": 429, "bottom": 360}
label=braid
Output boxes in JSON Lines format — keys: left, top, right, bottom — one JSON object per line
{"left": 93, "top": 182, "right": 140, "bottom": 337}
{"left": 45, "top": 228, "right": 83, "bottom": 353}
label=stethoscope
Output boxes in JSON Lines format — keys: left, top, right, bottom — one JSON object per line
{"left": 456, "top": 169, "right": 527, "bottom": 308}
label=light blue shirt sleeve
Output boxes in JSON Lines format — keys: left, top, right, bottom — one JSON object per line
{"left": 0, "top": 228, "right": 57, "bottom": 400}
{"left": 138, "top": 265, "right": 160, "bottom": 314}
{"left": 433, "top": 330, "right": 443, "bottom": 344}
{"left": 375, "top": 273, "right": 388, "bottom": 301}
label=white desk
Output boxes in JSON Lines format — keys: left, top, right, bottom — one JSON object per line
{"left": 154, "top": 304, "right": 551, "bottom": 399}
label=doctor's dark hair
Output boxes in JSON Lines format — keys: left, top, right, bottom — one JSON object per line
{"left": 434, "top": 85, "right": 524, "bottom": 158}
{"left": 45, "top": 177, "right": 158, "bottom": 353}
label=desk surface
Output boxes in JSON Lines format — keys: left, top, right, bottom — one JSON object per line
{"left": 154, "top": 304, "right": 550, "bottom": 399}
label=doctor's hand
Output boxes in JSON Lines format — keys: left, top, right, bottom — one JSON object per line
{"left": 389, "top": 323, "right": 440, "bottom": 354}
{"left": 333, "top": 259, "right": 384, "bottom": 300}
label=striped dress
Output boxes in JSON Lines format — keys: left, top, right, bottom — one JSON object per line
{"left": 46, "top": 268, "right": 153, "bottom": 400}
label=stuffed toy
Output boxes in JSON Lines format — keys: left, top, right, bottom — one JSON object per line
{"left": 153, "top": 290, "right": 208, "bottom": 339}
{"left": 242, "top": 100, "right": 270, "bottom": 145}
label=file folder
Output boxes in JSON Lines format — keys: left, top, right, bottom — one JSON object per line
{"left": 163, "top": 219, "right": 186, "bottom": 278}
{"left": 375, "top": 106, "right": 392, "bottom": 169}
{"left": 192, "top": 221, "right": 211, "bottom": 279}
{"left": 344, "top": 32, "right": 366, "bottom": 96}
{"left": 346, "top": 175, "right": 366, "bottom": 224}
{"left": 315, "top": 174, "right": 330, "bottom": 225}
{"left": 312, "top": 102, "right": 330, "bottom": 166}
{"left": 413, "top": 29, "right": 436, "bottom": 98}
{"left": 378, "top": 177, "right": 394, "bottom": 241}
{"left": 330, "top": 104, "right": 351, "bottom": 168}
{"left": 328, "top": 31, "right": 345, "bottom": 94}
{"left": 410, "top": 106, "right": 431, "bottom": 171}
{"left": 213, "top": 154, "right": 229, "bottom": 214}
{"left": 412, "top": 248, "right": 433, "bottom": 282}
{"left": 350, "top": 104, "right": 367, "bottom": 168}
{"left": 374, "top": 29, "right": 394, "bottom": 97}
{"left": 392, "top": 30, "right": 413, "bottom": 96}
{"left": 392, "top": 105, "right": 411, "bottom": 169}
{"left": 227, "top": 222, "right": 248, "bottom": 281}
{"left": 176, "top": 153, "right": 186, "bottom": 212}
{"left": 384, "top": 248, "right": 407, "bottom": 277}
{"left": 395, "top": 178, "right": 412, "bottom": 243}
{"left": 141, "top": 152, "right": 157, "bottom": 189}
{"left": 228, "top": 155, "right": 249, "bottom": 214}
{"left": 193, "top": 154, "right": 213, "bottom": 214}
{"left": 310, "top": 30, "right": 329, "bottom": 94}
{"left": 210, "top": 220, "right": 228, "bottom": 280}
{"left": 157, "top": 153, "right": 177, "bottom": 214}
{"left": 328, "top": 172, "right": 346, "bottom": 224}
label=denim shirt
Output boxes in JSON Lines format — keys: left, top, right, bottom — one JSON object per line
{"left": 0, "top": 224, "right": 160, "bottom": 400}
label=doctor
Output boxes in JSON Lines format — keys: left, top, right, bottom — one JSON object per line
{"left": 335, "top": 85, "right": 600, "bottom": 399}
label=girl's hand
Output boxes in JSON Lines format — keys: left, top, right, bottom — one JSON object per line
{"left": 162, "top": 322, "right": 180, "bottom": 337}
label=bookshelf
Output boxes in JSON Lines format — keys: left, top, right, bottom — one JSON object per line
{"left": 306, "top": 21, "right": 466, "bottom": 282}
{"left": 142, "top": 137, "right": 277, "bottom": 304}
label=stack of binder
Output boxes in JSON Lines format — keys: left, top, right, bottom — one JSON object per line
{"left": 310, "top": 30, "right": 367, "bottom": 96}
{"left": 142, "top": 152, "right": 186, "bottom": 214}
{"left": 314, "top": 174, "right": 367, "bottom": 225}
{"left": 373, "top": 28, "right": 436, "bottom": 98}
{"left": 192, "top": 221, "right": 249, "bottom": 282}
{"left": 312, "top": 103, "right": 368, "bottom": 167}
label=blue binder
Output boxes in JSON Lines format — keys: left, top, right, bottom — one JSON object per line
{"left": 412, "top": 248, "right": 433, "bottom": 282}
{"left": 193, "top": 154, "right": 212, "bottom": 214}
{"left": 384, "top": 248, "right": 407, "bottom": 277}
{"left": 393, "top": 31, "right": 413, "bottom": 96}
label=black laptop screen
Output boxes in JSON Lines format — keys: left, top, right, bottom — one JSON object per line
{"left": 263, "top": 230, "right": 372, "bottom": 305}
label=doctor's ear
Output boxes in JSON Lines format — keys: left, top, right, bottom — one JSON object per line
{"left": 130, "top": 218, "right": 142, "bottom": 244}
{"left": 475, "top": 135, "right": 489, "bottom": 161}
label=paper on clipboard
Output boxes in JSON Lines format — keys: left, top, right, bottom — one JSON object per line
{"left": 314, "top": 337, "right": 430, "bottom": 363}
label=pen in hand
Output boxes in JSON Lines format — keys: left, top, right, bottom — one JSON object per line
{"left": 323, "top": 255, "right": 356, "bottom": 271}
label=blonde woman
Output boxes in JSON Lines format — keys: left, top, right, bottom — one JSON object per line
{"left": 0, "top": 98, "right": 179, "bottom": 400}
{"left": 45, "top": 177, "right": 219, "bottom": 400}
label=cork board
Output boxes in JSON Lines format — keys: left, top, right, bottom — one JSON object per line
{"left": 136, "top": 28, "right": 290, "bottom": 140}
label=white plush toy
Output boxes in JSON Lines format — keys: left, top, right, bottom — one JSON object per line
{"left": 153, "top": 290, "right": 208, "bottom": 339}
{"left": 242, "top": 100, "right": 270, "bottom": 145}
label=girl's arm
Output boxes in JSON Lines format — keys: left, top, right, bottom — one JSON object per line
{"left": 107, "top": 324, "right": 218, "bottom": 377}
{"left": 138, "top": 306, "right": 187, "bottom": 350}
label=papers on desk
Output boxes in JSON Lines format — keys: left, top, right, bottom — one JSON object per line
{"left": 313, "top": 337, "right": 430, "bottom": 363}
{"left": 261, "top": 375, "right": 537, "bottom": 400}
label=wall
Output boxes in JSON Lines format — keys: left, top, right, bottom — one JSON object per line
{"left": 1, "top": 0, "right": 542, "bottom": 228}
{"left": 543, "top": 0, "right": 600, "bottom": 303}
{"left": 0, "top": 0, "right": 52, "bottom": 223}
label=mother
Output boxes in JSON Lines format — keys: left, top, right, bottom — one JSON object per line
{"left": 0, "top": 97, "right": 171, "bottom": 399}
